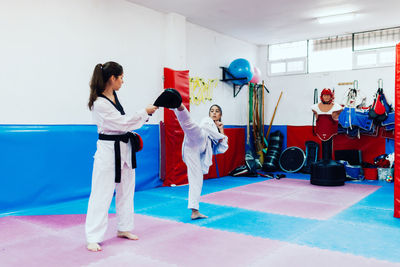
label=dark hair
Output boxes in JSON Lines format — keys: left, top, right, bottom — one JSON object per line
{"left": 88, "top": 61, "right": 123, "bottom": 110}
{"left": 209, "top": 104, "right": 223, "bottom": 121}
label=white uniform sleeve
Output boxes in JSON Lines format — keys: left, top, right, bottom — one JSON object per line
{"left": 214, "top": 135, "right": 228, "bottom": 154}
{"left": 200, "top": 117, "right": 229, "bottom": 154}
{"left": 93, "top": 99, "right": 149, "bottom": 132}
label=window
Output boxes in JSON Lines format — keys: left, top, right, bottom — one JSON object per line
{"left": 354, "top": 28, "right": 400, "bottom": 51}
{"left": 287, "top": 60, "right": 305, "bottom": 72}
{"left": 352, "top": 28, "right": 399, "bottom": 69}
{"left": 353, "top": 47, "right": 395, "bottom": 69}
{"left": 379, "top": 48, "right": 396, "bottom": 64}
{"left": 268, "top": 41, "right": 307, "bottom": 75}
{"left": 308, "top": 35, "right": 352, "bottom": 73}
{"left": 270, "top": 62, "right": 285, "bottom": 74}
{"left": 268, "top": 41, "right": 307, "bottom": 60}
{"left": 266, "top": 27, "right": 400, "bottom": 76}
{"left": 268, "top": 58, "right": 307, "bottom": 75}
{"left": 356, "top": 53, "right": 377, "bottom": 66}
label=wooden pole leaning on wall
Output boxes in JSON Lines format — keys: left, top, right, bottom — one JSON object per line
{"left": 265, "top": 91, "right": 283, "bottom": 148}
{"left": 262, "top": 81, "right": 265, "bottom": 137}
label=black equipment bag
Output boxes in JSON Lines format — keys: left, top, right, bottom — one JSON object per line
{"left": 262, "top": 131, "right": 284, "bottom": 171}
{"left": 302, "top": 141, "right": 319, "bottom": 174}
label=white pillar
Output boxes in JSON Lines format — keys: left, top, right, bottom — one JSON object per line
{"left": 164, "top": 13, "right": 187, "bottom": 70}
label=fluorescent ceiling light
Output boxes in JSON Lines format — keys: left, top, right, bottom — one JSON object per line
{"left": 317, "top": 13, "right": 356, "bottom": 24}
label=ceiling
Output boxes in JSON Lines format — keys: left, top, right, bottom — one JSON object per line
{"left": 126, "top": 0, "right": 400, "bottom": 45}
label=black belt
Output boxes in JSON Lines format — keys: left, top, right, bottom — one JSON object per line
{"left": 98, "top": 132, "right": 138, "bottom": 183}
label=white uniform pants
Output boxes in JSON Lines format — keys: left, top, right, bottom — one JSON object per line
{"left": 175, "top": 108, "right": 207, "bottom": 210}
{"left": 85, "top": 161, "right": 135, "bottom": 243}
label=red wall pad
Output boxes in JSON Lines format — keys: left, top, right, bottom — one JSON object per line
{"left": 205, "top": 128, "right": 246, "bottom": 179}
{"left": 286, "top": 125, "right": 385, "bottom": 163}
{"left": 333, "top": 134, "right": 385, "bottom": 164}
{"left": 162, "top": 68, "right": 190, "bottom": 186}
{"left": 286, "top": 126, "right": 322, "bottom": 157}
{"left": 394, "top": 43, "right": 400, "bottom": 218}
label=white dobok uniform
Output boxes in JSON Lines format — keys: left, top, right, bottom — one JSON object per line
{"left": 174, "top": 106, "right": 228, "bottom": 210}
{"left": 85, "top": 95, "right": 149, "bottom": 243}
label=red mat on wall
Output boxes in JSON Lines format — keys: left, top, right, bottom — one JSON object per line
{"left": 204, "top": 128, "right": 246, "bottom": 179}
{"left": 394, "top": 43, "right": 400, "bottom": 218}
{"left": 162, "top": 68, "right": 190, "bottom": 186}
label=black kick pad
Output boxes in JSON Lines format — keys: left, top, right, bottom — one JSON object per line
{"left": 154, "top": 88, "right": 182, "bottom": 109}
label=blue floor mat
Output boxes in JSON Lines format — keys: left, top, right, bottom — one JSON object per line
{"left": 294, "top": 218, "right": 400, "bottom": 262}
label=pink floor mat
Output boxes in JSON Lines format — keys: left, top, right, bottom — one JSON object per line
{"left": 201, "top": 178, "right": 380, "bottom": 220}
{"left": 0, "top": 213, "right": 398, "bottom": 267}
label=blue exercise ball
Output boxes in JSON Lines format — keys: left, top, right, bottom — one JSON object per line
{"left": 228, "top": 58, "right": 253, "bottom": 85}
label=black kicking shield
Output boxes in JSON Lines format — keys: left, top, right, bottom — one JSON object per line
{"left": 154, "top": 88, "right": 182, "bottom": 108}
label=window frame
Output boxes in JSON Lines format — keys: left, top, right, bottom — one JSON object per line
{"left": 353, "top": 47, "right": 396, "bottom": 70}
{"left": 267, "top": 57, "right": 307, "bottom": 76}
{"left": 352, "top": 27, "right": 400, "bottom": 52}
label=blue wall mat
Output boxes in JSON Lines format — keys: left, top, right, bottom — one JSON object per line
{"left": 0, "top": 124, "right": 162, "bottom": 214}
{"left": 135, "top": 125, "right": 162, "bottom": 190}
{"left": 224, "top": 125, "right": 246, "bottom": 129}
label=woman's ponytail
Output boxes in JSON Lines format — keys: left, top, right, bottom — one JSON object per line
{"left": 88, "top": 64, "right": 105, "bottom": 110}
{"left": 88, "top": 62, "right": 123, "bottom": 110}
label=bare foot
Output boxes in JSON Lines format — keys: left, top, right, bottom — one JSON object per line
{"left": 87, "top": 242, "right": 102, "bottom": 252}
{"left": 117, "top": 231, "right": 139, "bottom": 240}
{"left": 191, "top": 210, "right": 208, "bottom": 220}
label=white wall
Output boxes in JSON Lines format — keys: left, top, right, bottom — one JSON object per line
{"left": 164, "top": 13, "right": 187, "bottom": 70}
{"left": 0, "top": 0, "right": 172, "bottom": 124}
{"left": 186, "top": 23, "right": 258, "bottom": 125}
{"left": 0, "top": 0, "right": 258, "bottom": 126}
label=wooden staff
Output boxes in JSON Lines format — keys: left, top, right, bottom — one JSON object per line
{"left": 262, "top": 81, "right": 265, "bottom": 137}
{"left": 265, "top": 91, "right": 283, "bottom": 144}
